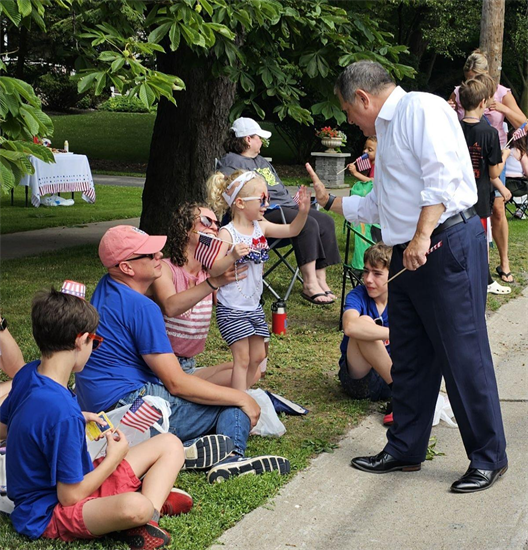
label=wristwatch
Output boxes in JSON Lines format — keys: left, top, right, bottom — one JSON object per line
{"left": 0, "top": 317, "right": 7, "bottom": 331}
{"left": 324, "top": 194, "right": 336, "bottom": 211}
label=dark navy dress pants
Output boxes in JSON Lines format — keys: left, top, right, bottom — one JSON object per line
{"left": 385, "top": 215, "right": 507, "bottom": 470}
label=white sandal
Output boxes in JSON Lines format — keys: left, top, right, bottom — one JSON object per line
{"left": 487, "top": 281, "right": 511, "bottom": 295}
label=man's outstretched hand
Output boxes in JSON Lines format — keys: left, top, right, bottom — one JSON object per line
{"left": 305, "top": 163, "right": 329, "bottom": 207}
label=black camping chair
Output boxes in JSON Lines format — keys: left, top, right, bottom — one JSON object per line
{"left": 505, "top": 177, "right": 528, "bottom": 220}
{"left": 262, "top": 205, "right": 303, "bottom": 302}
{"left": 339, "top": 220, "right": 376, "bottom": 330}
{"left": 219, "top": 205, "right": 303, "bottom": 303}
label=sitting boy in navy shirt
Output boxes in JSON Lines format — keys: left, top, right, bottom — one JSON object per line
{"left": 0, "top": 282, "right": 191, "bottom": 549}
{"left": 339, "top": 244, "right": 393, "bottom": 423}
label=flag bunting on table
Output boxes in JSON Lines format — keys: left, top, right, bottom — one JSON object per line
{"left": 120, "top": 397, "right": 162, "bottom": 432}
{"left": 195, "top": 233, "right": 223, "bottom": 269}
{"left": 512, "top": 122, "right": 527, "bottom": 142}
{"left": 355, "top": 153, "right": 371, "bottom": 172}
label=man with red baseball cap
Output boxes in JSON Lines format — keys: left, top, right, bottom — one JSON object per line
{"left": 75, "top": 225, "right": 290, "bottom": 483}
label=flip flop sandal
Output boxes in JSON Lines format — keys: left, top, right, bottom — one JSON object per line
{"left": 496, "top": 266, "right": 514, "bottom": 283}
{"left": 487, "top": 281, "right": 511, "bottom": 295}
{"left": 300, "top": 292, "right": 335, "bottom": 305}
{"left": 324, "top": 290, "right": 337, "bottom": 299}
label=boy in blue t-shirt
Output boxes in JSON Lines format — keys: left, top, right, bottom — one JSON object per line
{"left": 0, "top": 283, "right": 191, "bottom": 549}
{"left": 339, "top": 244, "right": 393, "bottom": 422}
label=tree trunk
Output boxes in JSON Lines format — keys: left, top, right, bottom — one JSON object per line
{"left": 480, "top": 0, "right": 505, "bottom": 84}
{"left": 140, "top": 44, "right": 237, "bottom": 235}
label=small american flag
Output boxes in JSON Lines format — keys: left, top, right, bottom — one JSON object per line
{"left": 512, "top": 122, "right": 527, "bottom": 142}
{"left": 120, "top": 397, "right": 162, "bottom": 432}
{"left": 293, "top": 187, "right": 301, "bottom": 205}
{"left": 355, "top": 153, "right": 371, "bottom": 173}
{"left": 195, "top": 233, "right": 223, "bottom": 269}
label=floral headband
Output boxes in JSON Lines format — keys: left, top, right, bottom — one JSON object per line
{"left": 222, "top": 171, "right": 259, "bottom": 207}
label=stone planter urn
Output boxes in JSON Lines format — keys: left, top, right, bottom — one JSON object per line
{"left": 320, "top": 137, "right": 343, "bottom": 153}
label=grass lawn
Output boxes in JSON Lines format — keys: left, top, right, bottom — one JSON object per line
{"left": 1, "top": 185, "right": 143, "bottom": 235}
{"left": 50, "top": 112, "right": 155, "bottom": 165}
{"left": 0, "top": 214, "right": 526, "bottom": 549}
{"left": 49, "top": 112, "right": 298, "bottom": 168}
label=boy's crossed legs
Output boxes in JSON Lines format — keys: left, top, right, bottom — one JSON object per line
{"left": 44, "top": 433, "right": 190, "bottom": 549}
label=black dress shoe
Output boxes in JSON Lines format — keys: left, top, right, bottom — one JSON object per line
{"left": 450, "top": 466, "right": 508, "bottom": 493}
{"left": 351, "top": 451, "right": 421, "bottom": 474}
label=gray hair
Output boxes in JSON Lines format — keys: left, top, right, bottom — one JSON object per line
{"left": 334, "top": 61, "right": 395, "bottom": 104}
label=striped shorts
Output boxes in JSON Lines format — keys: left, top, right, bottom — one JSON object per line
{"left": 216, "top": 303, "right": 270, "bottom": 346}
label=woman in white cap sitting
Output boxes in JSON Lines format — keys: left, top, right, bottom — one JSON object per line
{"left": 216, "top": 117, "right": 341, "bottom": 305}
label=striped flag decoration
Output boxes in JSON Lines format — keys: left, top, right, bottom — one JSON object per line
{"left": 293, "top": 187, "right": 301, "bottom": 205}
{"left": 512, "top": 122, "right": 527, "bottom": 142}
{"left": 195, "top": 233, "right": 223, "bottom": 269}
{"left": 355, "top": 153, "right": 371, "bottom": 173}
{"left": 426, "top": 240, "right": 443, "bottom": 254}
{"left": 120, "top": 397, "right": 162, "bottom": 432}
{"left": 60, "top": 280, "right": 86, "bottom": 300}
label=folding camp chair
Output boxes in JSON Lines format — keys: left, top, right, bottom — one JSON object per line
{"left": 220, "top": 206, "right": 303, "bottom": 303}
{"left": 262, "top": 205, "right": 303, "bottom": 302}
{"left": 505, "top": 177, "right": 528, "bottom": 220}
{"left": 339, "top": 220, "right": 376, "bottom": 330}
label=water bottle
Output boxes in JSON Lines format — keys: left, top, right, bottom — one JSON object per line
{"left": 271, "top": 301, "right": 287, "bottom": 335}
{"left": 64, "top": 140, "right": 69, "bottom": 152}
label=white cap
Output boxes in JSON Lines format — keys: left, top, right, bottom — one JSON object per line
{"left": 231, "top": 117, "right": 271, "bottom": 139}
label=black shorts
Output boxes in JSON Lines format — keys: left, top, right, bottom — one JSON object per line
{"left": 338, "top": 354, "right": 391, "bottom": 401}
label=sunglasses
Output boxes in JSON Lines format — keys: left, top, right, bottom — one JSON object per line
{"left": 240, "top": 194, "right": 271, "bottom": 208}
{"left": 199, "top": 215, "right": 218, "bottom": 229}
{"left": 79, "top": 332, "right": 104, "bottom": 350}
{"left": 115, "top": 253, "right": 155, "bottom": 267}
{"left": 373, "top": 317, "right": 383, "bottom": 327}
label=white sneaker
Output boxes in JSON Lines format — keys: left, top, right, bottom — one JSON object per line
{"left": 487, "top": 281, "right": 511, "bottom": 295}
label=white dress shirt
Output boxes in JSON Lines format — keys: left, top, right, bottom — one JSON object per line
{"left": 342, "top": 86, "right": 478, "bottom": 245}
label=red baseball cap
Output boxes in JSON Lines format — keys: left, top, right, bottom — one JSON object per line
{"left": 99, "top": 225, "right": 167, "bottom": 268}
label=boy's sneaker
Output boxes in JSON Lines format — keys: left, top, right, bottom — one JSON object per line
{"left": 182, "top": 434, "right": 234, "bottom": 470}
{"left": 160, "top": 488, "right": 193, "bottom": 516}
{"left": 207, "top": 455, "right": 291, "bottom": 484}
{"left": 122, "top": 520, "right": 170, "bottom": 549}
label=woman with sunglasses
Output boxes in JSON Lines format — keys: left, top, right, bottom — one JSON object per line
{"left": 217, "top": 117, "right": 341, "bottom": 305}
{"left": 150, "top": 201, "right": 255, "bottom": 386}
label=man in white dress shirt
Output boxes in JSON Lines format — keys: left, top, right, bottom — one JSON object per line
{"left": 307, "top": 61, "right": 507, "bottom": 493}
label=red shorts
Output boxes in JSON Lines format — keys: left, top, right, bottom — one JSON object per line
{"left": 41, "top": 458, "right": 141, "bottom": 542}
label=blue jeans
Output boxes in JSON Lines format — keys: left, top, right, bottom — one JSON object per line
{"left": 118, "top": 382, "right": 250, "bottom": 456}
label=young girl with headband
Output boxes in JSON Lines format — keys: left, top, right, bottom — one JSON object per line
{"left": 207, "top": 170, "right": 311, "bottom": 391}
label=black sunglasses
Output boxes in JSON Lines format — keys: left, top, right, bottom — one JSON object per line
{"left": 115, "top": 253, "right": 155, "bottom": 267}
{"left": 374, "top": 316, "right": 383, "bottom": 326}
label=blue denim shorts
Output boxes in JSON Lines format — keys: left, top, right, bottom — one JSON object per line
{"left": 338, "top": 354, "right": 391, "bottom": 401}
{"left": 177, "top": 356, "right": 197, "bottom": 374}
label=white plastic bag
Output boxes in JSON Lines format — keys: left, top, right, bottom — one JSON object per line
{"left": 248, "top": 388, "right": 286, "bottom": 437}
{"left": 87, "top": 396, "right": 171, "bottom": 460}
{"left": 432, "top": 393, "right": 458, "bottom": 428}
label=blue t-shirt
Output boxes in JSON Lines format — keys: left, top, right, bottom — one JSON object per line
{"left": 0, "top": 361, "right": 93, "bottom": 539}
{"left": 75, "top": 275, "right": 173, "bottom": 412}
{"left": 340, "top": 285, "right": 390, "bottom": 356}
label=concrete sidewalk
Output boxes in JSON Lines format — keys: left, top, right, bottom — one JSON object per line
{"left": 1, "top": 182, "right": 349, "bottom": 261}
{"left": 1, "top": 218, "right": 141, "bottom": 261}
{"left": 211, "top": 290, "right": 528, "bottom": 550}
